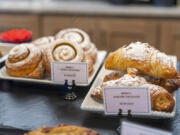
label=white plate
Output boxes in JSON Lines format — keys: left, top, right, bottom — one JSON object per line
{"left": 81, "top": 55, "right": 178, "bottom": 118}
{"left": 0, "top": 51, "right": 107, "bottom": 86}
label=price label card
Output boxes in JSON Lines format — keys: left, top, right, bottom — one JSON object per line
{"left": 121, "top": 121, "right": 172, "bottom": 135}
{"left": 51, "top": 62, "right": 88, "bottom": 85}
{"left": 103, "top": 87, "right": 151, "bottom": 115}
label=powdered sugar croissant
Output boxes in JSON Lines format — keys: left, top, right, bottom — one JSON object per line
{"left": 105, "top": 42, "right": 179, "bottom": 79}
{"left": 91, "top": 74, "right": 175, "bottom": 112}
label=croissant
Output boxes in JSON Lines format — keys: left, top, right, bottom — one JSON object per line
{"left": 91, "top": 74, "right": 175, "bottom": 112}
{"left": 55, "top": 28, "right": 97, "bottom": 63}
{"left": 5, "top": 44, "right": 44, "bottom": 79}
{"left": 105, "top": 42, "right": 179, "bottom": 79}
{"left": 25, "top": 124, "right": 100, "bottom": 135}
{"left": 43, "top": 39, "right": 84, "bottom": 74}
{"left": 103, "top": 70, "right": 180, "bottom": 93}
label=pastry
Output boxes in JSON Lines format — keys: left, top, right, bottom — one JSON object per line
{"left": 105, "top": 41, "right": 179, "bottom": 79}
{"left": 103, "top": 71, "right": 180, "bottom": 93}
{"left": 91, "top": 74, "right": 175, "bottom": 112}
{"left": 32, "top": 36, "right": 54, "bottom": 49}
{"left": 83, "top": 54, "right": 94, "bottom": 76}
{"left": 25, "top": 124, "right": 100, "bottom": 135}
{"left": 6, "top": 44, "right": 44, "bottom": 79}
{"left": 55, "top": 28, "right": 97, "bottom": 63}
{"left": 43, "top": 39, "right": 84, "bottom": 74}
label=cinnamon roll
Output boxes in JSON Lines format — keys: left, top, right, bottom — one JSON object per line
{"left": 32, "top": 36, "right": 54, "bottom": 49}
{"left": 6, "top": 44, "right": 44, "bottom": 79}
{"left": 55, "top": 28, "right": 97, "bottom": 63}
{"left": 43, "top": 39, "right": 84, "bottom": 74}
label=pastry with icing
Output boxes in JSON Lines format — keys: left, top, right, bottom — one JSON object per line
{"left": 91, "top": 74, "right": 175, "bottom": 112}
{"left": 5, "top": 44, "right": 44, "bottom": 79}
{"left": 55, "top": 28, "right": 97, "bottom": 63}
{"left": 32, "top": 36, "right": 54, "bottom": 49}
{"left": 105, "top": 41, "right": 179, "bottom": 79}
{"left": 43, "top": 39, "right": 84, "bottom": 74}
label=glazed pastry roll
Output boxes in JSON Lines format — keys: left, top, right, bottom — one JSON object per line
{"left": 43, "top": 39, "right": 84, "bottom": 74}
{"left": 91, "top": 74, "right": 175, "bottom": 112}
{"left": 105, "top": 42, "right": 179, "bottom": 79}
{"left": 55, "top": 28, "right": 97, "bottom": 63}
{"left": 32, "top": 36, "right": 54, "bottom": 49}
{"left": 25, "top": 124, "right": 100, "bottom": 135}
{"left": 5, "top": 44, "right": 44, "bottom": 79}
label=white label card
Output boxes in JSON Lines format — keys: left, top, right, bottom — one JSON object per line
{"left": 121, "top": 121, "right": 172, "bottom": 135}
{"left": 51, "top": 62, "right": 88, "bottom": 85}
{"left": 103, "top": 87, "right": 151, "bottom": 115}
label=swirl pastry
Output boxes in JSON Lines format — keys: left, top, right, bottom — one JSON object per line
{"left": 105, "top": 41, "right": 179, "bottom": 79}
{"left": 32, "top": 36, "right": 54, "bottom": 49}
{"left": 91, "top": 74, "right": 175, "bottom": 112}
{"left": 6, "top": 44, "right": 44, "bottom": 79}
{"left": 55, "top": 28, "right": 97, "bottom": 63}
{"left": 43, "top": 39, "right": 84, "bottom": 74}
{"left": 25, "top": 124, "right": 100, "bottom": 135}
{"left": 83, "top": 54, "right": 94, "bottom": 76}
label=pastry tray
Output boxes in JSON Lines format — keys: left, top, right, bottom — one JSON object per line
{"left": 81, "top": 56, "right": 178, "bottom": 118}
{"left": 0, "top": 51, "right": 107, "bottom": 86}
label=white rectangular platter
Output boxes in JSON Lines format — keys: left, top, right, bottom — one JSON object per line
{"left": 0, "top": 50, "right": 107, "bottom": 87}
{"left": 81, "top": 56, "right": 177, "bottom": 118}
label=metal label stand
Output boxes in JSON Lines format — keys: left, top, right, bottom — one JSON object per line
{"left": 64, "top": 80, "right": 77, "bottom": 101}
{"left": 116, "top": 109, "right": 132, "bottom": 135}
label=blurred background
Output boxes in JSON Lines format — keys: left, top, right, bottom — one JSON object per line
{"left": 0, "top": 0, "right": 180, "bottom": 59}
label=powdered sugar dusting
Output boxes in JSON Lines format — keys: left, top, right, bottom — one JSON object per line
{"left": 123, "top": 41, "right": 155, "bottom": 61}
{"left": 156, "top": 51, "right": 173, "bottom": 68}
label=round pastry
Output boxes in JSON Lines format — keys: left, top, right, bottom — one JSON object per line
{"left": 83, "top": 54, "right": 94, "bottom": 76}
{"left": 32, "top": 36, "right": 54, "bottom": 49}
{"left": 25, "top": 124, "right": 100, "bottom": 135}
{"left": 5, "top": 44, "right": 44, "bottom": 79}
{"left": 55, "top": 28, "right": 97, "bottom": 63}
{"left": 43, "top": 39, "right": 84, "bottom": 74}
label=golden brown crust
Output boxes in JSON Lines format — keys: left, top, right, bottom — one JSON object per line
{"left": 25, "top": 124, "right": 100, "bottom": 135}
{"left": 83, "top": 54, "right": 94, "bottom": 77}
{"left": 5, "top": 44, "right": 44, "bottom": 79}
{"left": 103, "top": 71, "right": 180, "bottom": 93}
{"left": 91, "top": 74, "right": 175, "bottom": 112}
{"left": 105, "top": 42, "right": 179, "bottom": 79}
{"left": 103, "top": 71, "right": 124, "bottom": 82}
{"left": 151, "top": 87, "right": 175, "bottom": 112}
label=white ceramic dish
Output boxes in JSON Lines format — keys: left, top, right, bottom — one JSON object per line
{"left": 81, "top": 56, "right": 177, "bottom": 118}
{"left": 0, "top": 51, "right": 107, "bottom": 86}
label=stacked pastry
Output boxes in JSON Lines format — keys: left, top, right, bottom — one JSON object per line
{"left": 25, "top": 124, "right": 100, "bottom": 135}
{"left": 5, "top": 28, "right": 98, "bottom": 79}
{"left": 91, "top": 41, "right": 180, "bottom": 112}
